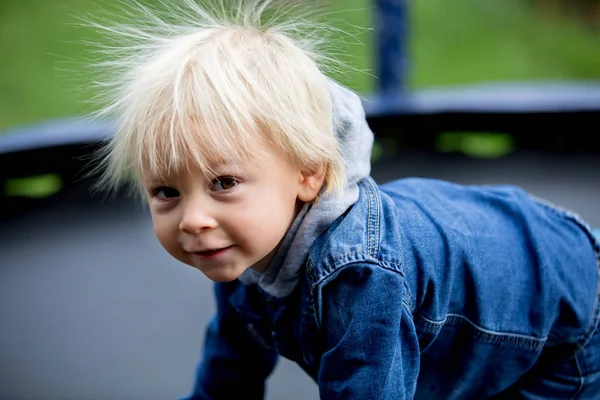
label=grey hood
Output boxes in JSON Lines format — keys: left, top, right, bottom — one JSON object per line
{"left": 238, "top": 80, "right": 374, "bottom": 298}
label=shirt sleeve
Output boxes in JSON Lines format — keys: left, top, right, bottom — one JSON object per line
{"left": 317, "top": 263, "right": 420, "bottom": 399}
{"left": 181, "top": 283, "right": 279, "bottom": 400}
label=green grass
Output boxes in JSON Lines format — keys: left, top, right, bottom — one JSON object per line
{"left": 0, "top": 0, "right": 599, "bottom": 131}
{"left": 411, "top": 0, "right": 600, "bottom": 87}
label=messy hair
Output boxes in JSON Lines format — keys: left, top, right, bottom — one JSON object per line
{"left": 84, "top": 0, "right": 354, "bottom": 201}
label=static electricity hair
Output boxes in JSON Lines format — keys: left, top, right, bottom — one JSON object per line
{"left": 84, "top": 0, "right": 354, "bottom": 201}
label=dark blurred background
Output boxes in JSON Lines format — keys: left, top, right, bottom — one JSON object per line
{"left": 1, "top": 0, "right": 599, "bottom": 399}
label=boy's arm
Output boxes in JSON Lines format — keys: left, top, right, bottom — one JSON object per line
{"left": 181, "top": 283, "right": 279, "bottom": 400}
{"left": 317, "top": 263, "right": 420, "bottom": 399}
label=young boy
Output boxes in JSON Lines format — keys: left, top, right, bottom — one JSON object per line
{"left": 91, "top": 1, "right": 600, "bottom": 398}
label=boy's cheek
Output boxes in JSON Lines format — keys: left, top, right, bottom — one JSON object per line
{"left": 151, "top": 215, "right": 178, "bottom": 250}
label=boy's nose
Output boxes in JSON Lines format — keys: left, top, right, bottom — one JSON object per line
{"left": 179, "top": 204, "right": 218, "bottom": 234}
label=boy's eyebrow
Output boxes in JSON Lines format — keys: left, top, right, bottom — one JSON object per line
{"left": 209, "top": 160, "right": 229, "bottom": 168}
{"left": 208, "top": 159, "right": 247, "bottom": 172}
{"left": 141, "top": 173, "right": 174, "bottom": 186}
{"left": 142, "top": 178, "right": 166, "bottom": 187}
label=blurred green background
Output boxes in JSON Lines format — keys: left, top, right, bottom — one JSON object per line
{"left": 1, "top": 0, "right": 600, "bottom": 132}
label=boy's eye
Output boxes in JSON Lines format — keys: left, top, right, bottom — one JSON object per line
{"left": 211, "top": 177, "right": 238, "bottom": 191}
{"left": 153, "top": 186, "right": 180, "bottom": 199}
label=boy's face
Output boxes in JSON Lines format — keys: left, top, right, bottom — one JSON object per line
{"left": 143, "top": 144, "right": 323, "bottom": 282}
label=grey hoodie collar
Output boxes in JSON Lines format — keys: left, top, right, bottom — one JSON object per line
{"left": 238, "top": 80, "right": 374, "bottom": 298}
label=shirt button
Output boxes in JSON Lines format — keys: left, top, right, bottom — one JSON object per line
{"left": 247, "top": 323, "right": 258, "bottom": 337}
{"left": 266, "top": 300, "right": 277, "bottom": 309}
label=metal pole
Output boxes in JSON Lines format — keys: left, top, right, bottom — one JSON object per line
{"left": 375, "top": 0, "right": 408, "bottom": 95}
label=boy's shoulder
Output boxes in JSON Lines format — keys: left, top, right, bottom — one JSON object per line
{"left": 305, "top": 177, "right": 469, "bottom": 284}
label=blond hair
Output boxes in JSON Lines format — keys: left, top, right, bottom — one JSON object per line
{"left": 85, "top": 0, "right": 352, "bottom": 201}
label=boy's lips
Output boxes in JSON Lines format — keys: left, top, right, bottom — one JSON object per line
{"left": 191, "top": 245, "right": 233, "bottom": 259}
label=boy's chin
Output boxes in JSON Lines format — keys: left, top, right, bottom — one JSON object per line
{"left": 192, "top": 265, "right": 247, "bottom": 283}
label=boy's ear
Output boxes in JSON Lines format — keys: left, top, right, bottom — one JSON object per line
{"left": 297, "top": 166, "right": 326, "bottom": 202}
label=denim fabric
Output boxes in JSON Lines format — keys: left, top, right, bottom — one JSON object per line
{"left": 182, "top": 177, "right": 600, "bottom": 399}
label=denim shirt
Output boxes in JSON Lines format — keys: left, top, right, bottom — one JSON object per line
{"left": 183, "top": 177, "right": 600, "bottom": 400}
